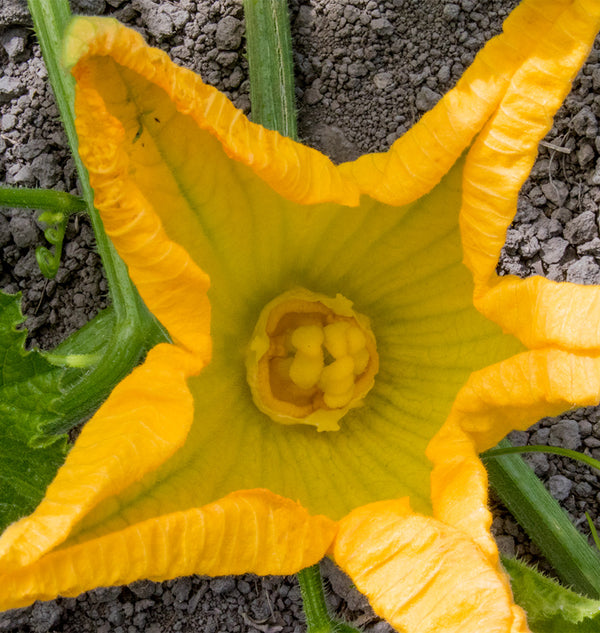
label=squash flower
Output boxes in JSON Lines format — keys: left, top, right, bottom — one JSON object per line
{"left": 2, "top": 1, "right": 600, "bottom": 631}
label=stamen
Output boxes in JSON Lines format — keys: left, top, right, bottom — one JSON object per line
{"left": 323, "top": 321, "right": 350, "bottom": 358}
{"left": 289, "top": 351, "right": 324, "bottom": 390}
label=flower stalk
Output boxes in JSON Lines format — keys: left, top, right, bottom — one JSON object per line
{"left": 297, "top": 565, "right": 361, "bottom": 633}
{"left": 242, "top": 0, "right": 298, "bottom": 140}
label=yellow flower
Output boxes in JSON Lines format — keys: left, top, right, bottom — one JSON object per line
{"left": 2, "top": 1, "right": 600, "bottom": 631}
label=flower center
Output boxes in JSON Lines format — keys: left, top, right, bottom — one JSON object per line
{"left": 246, "top": 289, "right": 378, "bottom": 431}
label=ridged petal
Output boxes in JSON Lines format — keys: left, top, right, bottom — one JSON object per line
{"left": 1, "top": 489, "right": 336, "bottom": 609}
{"left": 64, "top": 17, "right": 360, "bottom": 207}
{"left": 339, "top": 0, "right": 573, "bottom": 205}
{"left": 334, "top": 500, "right": 529, "bottom": 633}
{"left": 461, "top": 0, "right": 600, "bottom": 348}
{"left": 0, "top": 344, "right": 193, "bottom": 573}
{"left": 476, "top": 277, "right": 600, "bottom": 351}
{"left": 428, "top": 349, "right": 600, "bottom": 557}
{"left": 72, "top": 59, "right": 211, "bottom": 364}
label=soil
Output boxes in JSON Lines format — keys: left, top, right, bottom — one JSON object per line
{"left": 1, "top": 0, "right": 600, "bottom": 631}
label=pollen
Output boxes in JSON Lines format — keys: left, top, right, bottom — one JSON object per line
{"left": 246, "top": 289, "right": 379, "bottom": 431}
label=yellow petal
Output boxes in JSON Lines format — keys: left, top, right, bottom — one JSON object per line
{"left": 428, "top": 349, "right": 600, "bottom": 556}
{"left": 334, "top": 499, "right": 528, "bottom": 633}
{"left": 0, "top": 489, "right": 336, "bottom": 610}
{"left": 0, "top": 344, "right": 194, "bottom": 573}
{"left": 477, "top": 277, "right": 600, "bottom": 351}
{"left": 339, "top": 0, "right": 575, "bottom": 205}
{"left": 64, "top": 17, "right": 360, "bottom": 207}
{"left": 72, "top": 62, "right": 212, "bottom": 365}
{"left": 461, "top": 0, "right": 600, "bottom": 349}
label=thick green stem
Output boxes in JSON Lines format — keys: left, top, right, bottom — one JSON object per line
{"left": 297, "top": 565, "right": 361, "bottom": 633}
{"left": 0, "top": 186, "right": 85, "bottom": 214}
{"left": 485, "top": 439, "right": 600, "bottom": 598}
{"left": 243, "top": 0, "right": 298, "bottom": 140}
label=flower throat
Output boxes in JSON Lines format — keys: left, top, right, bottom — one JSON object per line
{"left": 246, "top": 289, "right": 378, "bottom": 431}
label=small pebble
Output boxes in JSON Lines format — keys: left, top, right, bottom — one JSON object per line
{"left": 548, "top": 475, "right": 573, "bottom": 502}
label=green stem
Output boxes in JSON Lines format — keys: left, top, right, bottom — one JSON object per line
{"left": 0, "top": 186, "right": 85, "bottom": 279}
{"left": 27, "top": 0, "right": 131, "bottom": 316}
{"left": 27, "top": 0, "right": 167, "bottom": 430}
{"left": 297, "top": 566, "right": 331, "bottom": 632}
{"left": 485, "top": 439, "right": 600, "bottom": 598}
{"left": 586, "top": 513, "right": 600, "bottom": 552}
{"left": 483, "top": 444, "right": 600, "bottom": 473}
{"left": 243, "top": 0, "right": 298, "bottom": 140}
{"left": 297, "top": 565, "right": 361, "bottom": 633}
{"left": 0, "top": 186, "right": 86, "bottom": 214}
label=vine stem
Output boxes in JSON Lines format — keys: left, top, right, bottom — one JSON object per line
{"left": 0, "top": 186, "right": 86, "bottom": 214}
{"left": 27, "top": 0, "right": 167, "bottom": 428}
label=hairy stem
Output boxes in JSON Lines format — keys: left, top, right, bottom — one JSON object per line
{"left": 297, "top": 565, "right": 361, "bottom": 633}
{"left": 486, "top": 439, "right": 600, "bottom": 598}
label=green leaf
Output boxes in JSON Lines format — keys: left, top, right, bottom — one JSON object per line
{"left": 0, "top": 288, "right": 165, "bottom": 532}
{"left": 504, "top": 557, "right": 600, "bottom": 632}
{"left": 0, "top": 291, "right": 85, "bottom": 444}
{"left": 0, "top": 434, "right": 67, "bottom": 534}
{"left": 0, "top": 291, "right": 73, "bottom": 530}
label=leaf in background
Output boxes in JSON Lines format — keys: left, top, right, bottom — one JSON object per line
{"left": 503, "top": 557, "right": 600, "bottom": 632}
{"left": 0, "top": 291, "right": 73, "bottom": 531}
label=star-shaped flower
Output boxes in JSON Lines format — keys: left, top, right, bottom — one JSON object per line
{"left": 2, "top": 1, "right": 600, "bottom": 631}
